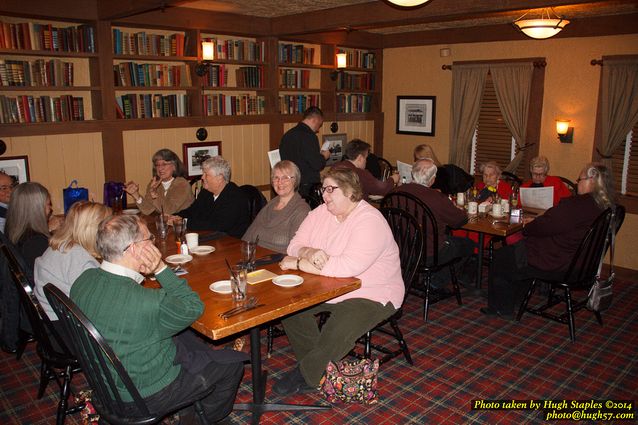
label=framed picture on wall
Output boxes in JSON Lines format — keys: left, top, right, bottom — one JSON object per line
{"left": 182, "top": 142, "right": 222, "bottom": 177}
{"left": 0, "top": 156, "right": 30, "bottom": 184}
{"left": 322, "top": 133, "right": 347, "bottom": 166}
{"left": 396, "top": 96, "right": 436, "bottom": 136}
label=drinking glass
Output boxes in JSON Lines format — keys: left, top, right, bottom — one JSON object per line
{"left": 510, "top": 191, "right": 519, "bottom": 209}
{"left": 230, "top": 266, "right": 247, "bottom": 301}
{"left": 155, "top": 216, "right": 167, "bottom": 239}
{"left": 173, "top": 217, "right": 183, "bottom": 240}
{"left": 241, "top": 240, "right": 256, "bottom": 271}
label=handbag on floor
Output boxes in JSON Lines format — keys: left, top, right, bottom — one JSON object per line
{"left": 587, "top": 208, "right": 617, "bottom": 312}
{"left": 319, "top": 358, "right": 379, "bottom": 404}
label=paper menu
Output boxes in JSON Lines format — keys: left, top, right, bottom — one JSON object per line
{"left": 396, "top": 160, "right": 413, "bottom": 184}
{"left": 268, "top": 149, "right": 281, "bottom": 168}
{"left": 321, "top": 141, "right": 332, "bottom": 151}
{"left": 520, "top": 186, "right": 553, "bottom": 210}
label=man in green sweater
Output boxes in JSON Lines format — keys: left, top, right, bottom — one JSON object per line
{"left": 71, "top": 214, "right": 244, "bottom": 423}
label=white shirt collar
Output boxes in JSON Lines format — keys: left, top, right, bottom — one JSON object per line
{"left": 161, "top": 178, "right": 174, "bottom": 191}
{"left": 100, "top": 261, "right": 145, "bottom": 284}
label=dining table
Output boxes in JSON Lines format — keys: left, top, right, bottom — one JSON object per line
{"left": 144, "top": 224, "right": 361, "bottom": 424}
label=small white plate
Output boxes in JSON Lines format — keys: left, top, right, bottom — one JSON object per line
{"left": 210, "top": 280, "right": 232, "bottom": 294}
{"left": 122, "top": 209, "right": 140, "bottom": 215}
{"left": 165, "top": 254, "right": 193, "bottom": 265}
{"left": 190, "top": 245, "right": 215, "bottom": 256}
{"left": 272, "top": 274, "right": 304, "bottom": 288}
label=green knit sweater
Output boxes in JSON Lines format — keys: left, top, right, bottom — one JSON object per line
{"left": 70, "top": 267, "right": 204, "bottom": 400}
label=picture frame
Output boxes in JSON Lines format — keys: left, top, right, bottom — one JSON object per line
{"left": 322, "top": 133, "right": 347, "bottom": 166}
{"left": 396, "top": 96, "right": 436, "bottom": 136}
{"left": 182, "top": 142, "right": 222, "bottom": 177}
{"left": 0, "top": 155, "right": 30, "bottom": 184}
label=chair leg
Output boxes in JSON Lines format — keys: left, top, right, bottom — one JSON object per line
{"left": 266, "top": 325, "right": 274, "bottom": 357}
{"left": 423, "top": 273, "right": 431, "bottom": 322}
{"left": 193, "top": 400, "right": 210, "bottom": 425}
{"left": 564, "top": 288, "right": 576, "bottom": 342}
{"left": 56, "top": 365, "right": 73, "bottom": 425}
{"left": 594, "top": 311, "right": 604, "bottom": 326}
{"left": 37, "top": 360, "right": 51, "bottom": 399}
{"left": 449, "top": 264, "right": 462, "bottom": 306}
{"left": 364, "top": 331, "right": 372, "bottom": 359}
{"left": 516, "top": 279, "right": 537, "bottom": 321}
{"left": 389, "top": 316, "right": 412, "bottom": 365}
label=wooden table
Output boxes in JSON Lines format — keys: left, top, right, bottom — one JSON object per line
{"left": 150, "top": 231, "right": 361, "bottom": 423}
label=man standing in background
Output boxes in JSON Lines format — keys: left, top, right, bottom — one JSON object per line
{"left": 279, "top": 106, "right": 330, "bottom": 198}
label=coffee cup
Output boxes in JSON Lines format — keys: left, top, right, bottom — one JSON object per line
{"left": 492, "top": 203, "right": 503, "bottom": 217}
{"left": 468, "top": 201, "right": 478, "bottom": 215}
{"left": 185, "top": 232, "right": 199, "bottom": 248}
{"left": 456, "top": 192, "right": 465, "bottom": 206}
{"left": 501, "top": 199, "right": 510, "bottom": 214}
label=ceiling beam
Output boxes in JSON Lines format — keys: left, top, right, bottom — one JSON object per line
{"left": 97, "top": 0, "right": 187, "bottom": 21}
{"left": 0, "top": 0, "right": 97, "bottom": 21}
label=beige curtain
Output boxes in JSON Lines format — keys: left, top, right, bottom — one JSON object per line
{"left": 449, "top": 64, "right": 489, "bottom": 171}
{"left": 490, "top": 63, "right": 534, "bottom": 173}
{"left": 599, "top": 57, "right": 638, "bottom": 170}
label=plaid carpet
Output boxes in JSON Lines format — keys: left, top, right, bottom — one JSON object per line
{"left": 2, "top": 276, "right": 637, "bottom": 424}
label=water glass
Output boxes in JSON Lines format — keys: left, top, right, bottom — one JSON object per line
{"left": 155, "top": 216, "right": 168, "bottom": 239}
{"left": 230, "top": 266, "right": 247, "bottom": 301}
{"left": 173, "top": 217, "right": 183, "bottom": 240}
{"left": 241, "top": 240, "right": 256, "bottom": 271}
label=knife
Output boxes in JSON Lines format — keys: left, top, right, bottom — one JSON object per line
{"left": 221, "top": 304, "right": 265, "bottom": 319}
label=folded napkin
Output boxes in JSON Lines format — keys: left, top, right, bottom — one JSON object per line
{"left": 253, "top": 253, "right": 285, "bottom": 267}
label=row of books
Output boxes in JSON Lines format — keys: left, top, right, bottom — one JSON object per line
{"left": 336, "top": 72, "right": 376, "bottom": 91}
{"left": 0, "top": 58, "right": 74, "bottom": 87}
{"left": 337, "top": 93, "right": 371, "bottom": 113}
{"left": 235, "top": 66, "right": 265, "bottom": 88}
{"left": 202, "top": 94, "right": 265, "bottom": 116}
{"left": 201, "top": 64, "right": 228, "bottom": 87}
{"left": 116, "top": 94, "right": 191, "bottom": 119}
{"left": 201, "top": 38, "right": 266, "bottom": 62}
{"left": 279, "top": 69, "right": 311, "bottom": 89}
{"left": 336, "top": 49, "right": 375, "bottom": 69}
{"left": 278, "top": 44, "right": 315, "bottom": 65}
{"left": 0, "top": 20, "right": 95, "bottom": 53}
{"left": 0, "top": 94, "right": 84, "bottom": 123}
{"left": 113, "top": 62, "right": 192, "bottom": 88}
{"left": 112, "top": 29, "right": 187, "bottom": 57}
{"left": 279, "top": 94, "right": 320, "bottom": 115}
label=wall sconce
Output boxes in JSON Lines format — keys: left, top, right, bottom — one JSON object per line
{"left": 330, "top": 53, "right": 347, "bottom": 81}
{"left": 196, "top": 41, "right": 216, "bottom": 77}
{"left": 556, "top": 119, "right": 574, "bottom": 143}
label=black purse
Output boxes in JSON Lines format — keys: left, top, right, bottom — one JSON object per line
{"left": 587, "top": 209, "right": 616, "bottom": 312}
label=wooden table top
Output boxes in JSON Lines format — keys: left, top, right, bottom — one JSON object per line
{"left": 149, "top": 232, "right": 361, "bottom": 341}
{"left": 460, "top": 208, "right": 543, "bottom": 237}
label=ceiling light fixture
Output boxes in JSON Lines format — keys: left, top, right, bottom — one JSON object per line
{"left": 513, "top": 8, "right": 569, "bottom": 40}
{"left": 382, "top": 0, "right": 431, "bottom": 9}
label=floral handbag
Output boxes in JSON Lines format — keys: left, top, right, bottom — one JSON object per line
{"left": 319, "top": 358, "right": 379, "bottom": 404}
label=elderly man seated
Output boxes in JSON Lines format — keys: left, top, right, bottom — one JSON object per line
{"left": 397, "top": 159, "right": 474, "bottom": 287}
{"left": 71, "top": 215, "right": 245, "bottom": 423}
{"left": 521, "top": 155, "right": 572, "bottom": 206}
{"left": 332, "top": 139, "right": 399, "bottom": 199}
{"left": 173, "top": 156, "right": 250, "bottom": 237}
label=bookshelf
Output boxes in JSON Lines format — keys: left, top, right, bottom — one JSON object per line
{"left": 0, "top": 15, "right": 98, "bottom": 124}
{"left": 335, "top": 46, "right": 379, "bottom": 114}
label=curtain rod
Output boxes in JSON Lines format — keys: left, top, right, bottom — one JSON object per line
{"left": 591, "top": 59, "right": 604, "bottom": 66}
{"left": 441, "top": 60, "right": 546, "bottom": 70}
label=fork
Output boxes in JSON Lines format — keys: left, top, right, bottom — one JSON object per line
{"left": 219, "top": 296, "right": 257, "bottom": 318}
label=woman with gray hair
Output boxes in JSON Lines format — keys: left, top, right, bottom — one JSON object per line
{"left": 172, "top": 156, "right": 250, "bottom": 237}
{"left": 125, "top": 149, "right": 194, "bottom": 215}
{"left": 242, "top": 160, "right": 310, "bottom": 253}
{"left": 521, "top": 155, "right": 572, "bottom": 206}
{"left": 476, "top": 161, "right": 513, "bottom": 202}
{"left": 481, "top": 162, "right": 615, "bottom": 319}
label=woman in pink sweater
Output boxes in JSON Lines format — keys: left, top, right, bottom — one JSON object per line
{"left": 274, "top": 167, "right": 403, "bottom": 395}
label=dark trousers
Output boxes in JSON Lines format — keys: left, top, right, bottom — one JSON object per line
{"left": 429, "top": 236, "right": 475, "bottom": 288}
{"left": 141, "top": 330, "right": 246, "bottom": 424}
{"left": 488, "top": 242, "right": 560, "bottom": 314}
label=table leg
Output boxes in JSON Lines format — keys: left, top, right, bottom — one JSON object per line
{"left": 232, "top": 327, "right": 330, "bottom": 423}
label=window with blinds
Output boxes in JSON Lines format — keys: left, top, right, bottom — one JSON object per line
{"left": 470, "top": 72, "right": 515, "bottom": 175}
{"left": 611, "top": 123, "right": 638, "bottom": 196}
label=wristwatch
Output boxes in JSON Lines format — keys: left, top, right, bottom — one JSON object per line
{"left": 296, "top": 257, "right": 301, "bottom": 270}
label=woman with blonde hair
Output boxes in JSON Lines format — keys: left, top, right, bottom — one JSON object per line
{"left": 413, "top": 144, "right": 441, "bottom": 166}
{"left": 34, "top": 201, "right": 112, "bottom": 321}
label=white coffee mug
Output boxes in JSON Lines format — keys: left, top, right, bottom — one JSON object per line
{"left": 456, "top": 192, "right": 465, "bottom": 206}
{"left": 468, "top": 201, "right": 478, "bottom": 215}
{"left": 185, "top": 232, "right": 199, "bottom": 248}
{"left": 501, "top": 199, "right": 510, "bottom": 214}
{"left": 492, "top": 203, "right": 503, "bottom": 217}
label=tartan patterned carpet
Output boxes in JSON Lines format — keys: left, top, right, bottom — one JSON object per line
{"left": 2, "top": 276, "right": 636, "bottom": 424}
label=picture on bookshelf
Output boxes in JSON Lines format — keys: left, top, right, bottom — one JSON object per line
{"left": 183, "top": 141, "right": 221, "bottom": 177}
{"left": 322, "top": 133, "right": 346, "bottom": 166}
{"left": 0, "top": 155, "right": 29, "bottom": 184}
{"left": 396, "top": 96, "right": 436, "bottom": 136}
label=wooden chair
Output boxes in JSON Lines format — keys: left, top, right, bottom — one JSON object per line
{"left": 559, "top": 176, "right": 578, "bottom": 196}
{"left": 516, "top": 206, "right": 624, "bottom": 342}
{"left": 44, "top": 284, "right": 214, "bottom": 425}
{"left": 1, "top": 245, "right": 82, "bottom": 425}
{"left": 376, "top": 156, "right": 394, "bottom": 182}
{"left": 352, "top": 207, "right": 423, "bottom": 364}
{"left": 381, "top": 192, "right": 463, "bottom": 322}
{"left": 240, "top": 184, "right": 267, "bottom": 223}
{"left": 501, "top": 171, "right": 522, "bottom": 187}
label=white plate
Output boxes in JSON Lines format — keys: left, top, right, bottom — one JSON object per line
{"left": 122, "top": 208, "right": 140, "bottom": 215}
{"left": 368, "top": 195, "right": 383, "bottom": 201}
{"left": 165, "top": 254, "right": 193, "bottom": 265}
{"left": 190, "top": 245, "right": 215, "bottom": 256}
{"left": 489, "top": 211, "right": 507, "bottom": 219}
{"left": 209, "top": 280, "right": 232, "bottom": 294}
{"left": 272, "top": 274, "right": 304, "bottom": 288}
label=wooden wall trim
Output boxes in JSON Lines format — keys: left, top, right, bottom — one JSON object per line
{"left": 0, "top": 0, "right": 97, "bottom": 21}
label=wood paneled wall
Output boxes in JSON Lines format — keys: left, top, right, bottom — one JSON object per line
{"left": 1, "top": 132, "right": 105, "bottom": 213}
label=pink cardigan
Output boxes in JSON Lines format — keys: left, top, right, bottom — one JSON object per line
{"left": 288, "top": 201, "right": 404, "bottom": 308}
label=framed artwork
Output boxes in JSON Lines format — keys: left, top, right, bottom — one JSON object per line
{"left": 322, "top": 133, "right": 347, "bottom": 166}
{"left": 396, "top": 96, "right": 436, "bottom": 136}
{"left": 182, "top": 142, "right": 222, "bottom": 177}
{"left": 0, "top": 155, "right": 30, "bottom": 184}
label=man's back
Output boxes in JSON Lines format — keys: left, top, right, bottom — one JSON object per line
{"left": 279, "top": 122, "right": 326, "bottom": 192}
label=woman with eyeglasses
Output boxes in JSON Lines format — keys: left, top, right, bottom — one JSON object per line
{"left": 274, "top": 167, "right": 403, "bottom": 395}
{"left": 520, "top": 156, "right": 572, "bottom": 206}
{"left": 34, "top": 201, "right": 112, "bottom": 322}
{"left": 125, "top": 149, "right": 194, "bottom": 215}
{"left": 481, "top": 162, "right": 615, "bottom": 319}
{"left": 242, "top": 160, "right": 309, "bottom": 254}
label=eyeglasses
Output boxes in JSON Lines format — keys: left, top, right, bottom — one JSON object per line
{"left": 531, "top": 172, "right": 547, "bottom": 178}
{"left": 154, "top": 161, "right": 173, "bottom": 168}
{"left": 271, "top": 175, "right": 295, "bottom": 183}
{"left": 123, "top": 234, "right": 155, "bottom": 252}
{"left": 0, "top": 184, "right": 16, "bottom": 191}
{"left": 320, "top": 185, "right": 340, "bottom": 194}
{"left": 576, "top": 176, "right": 593, "bottom": 184}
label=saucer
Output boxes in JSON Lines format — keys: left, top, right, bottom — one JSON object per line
{"left": 209, "top": 280, "right": 232, "bottom": 294}
{"left": 190, "top": 245, "right": 215, "bottom": 255}
{"left": 272, "top": 275, "right": 304, "bottom": 287}
{"left": 165, "top": 254, "right": 193, "bottom": 265}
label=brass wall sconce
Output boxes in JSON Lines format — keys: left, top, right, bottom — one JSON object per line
{"left": 556, "top": 119, "right": 574, "bottom": 143}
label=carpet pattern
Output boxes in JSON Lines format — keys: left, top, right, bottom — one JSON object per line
{"left": 1, "top": 277, "right": 637, "bottom": 424}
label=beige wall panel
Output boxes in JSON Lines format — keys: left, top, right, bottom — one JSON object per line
{"left": 1, "top": 132, "right": 104, "bottom": 213}
{"left": 383, "top": 33, "right": 638, "bottom": 270}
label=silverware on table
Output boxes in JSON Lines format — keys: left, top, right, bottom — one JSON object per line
{"left": 220, "top": 303, "right": 265, "bottom": 320}
{"left": 219, "top": 296, "right": 257, "bottom": 318}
